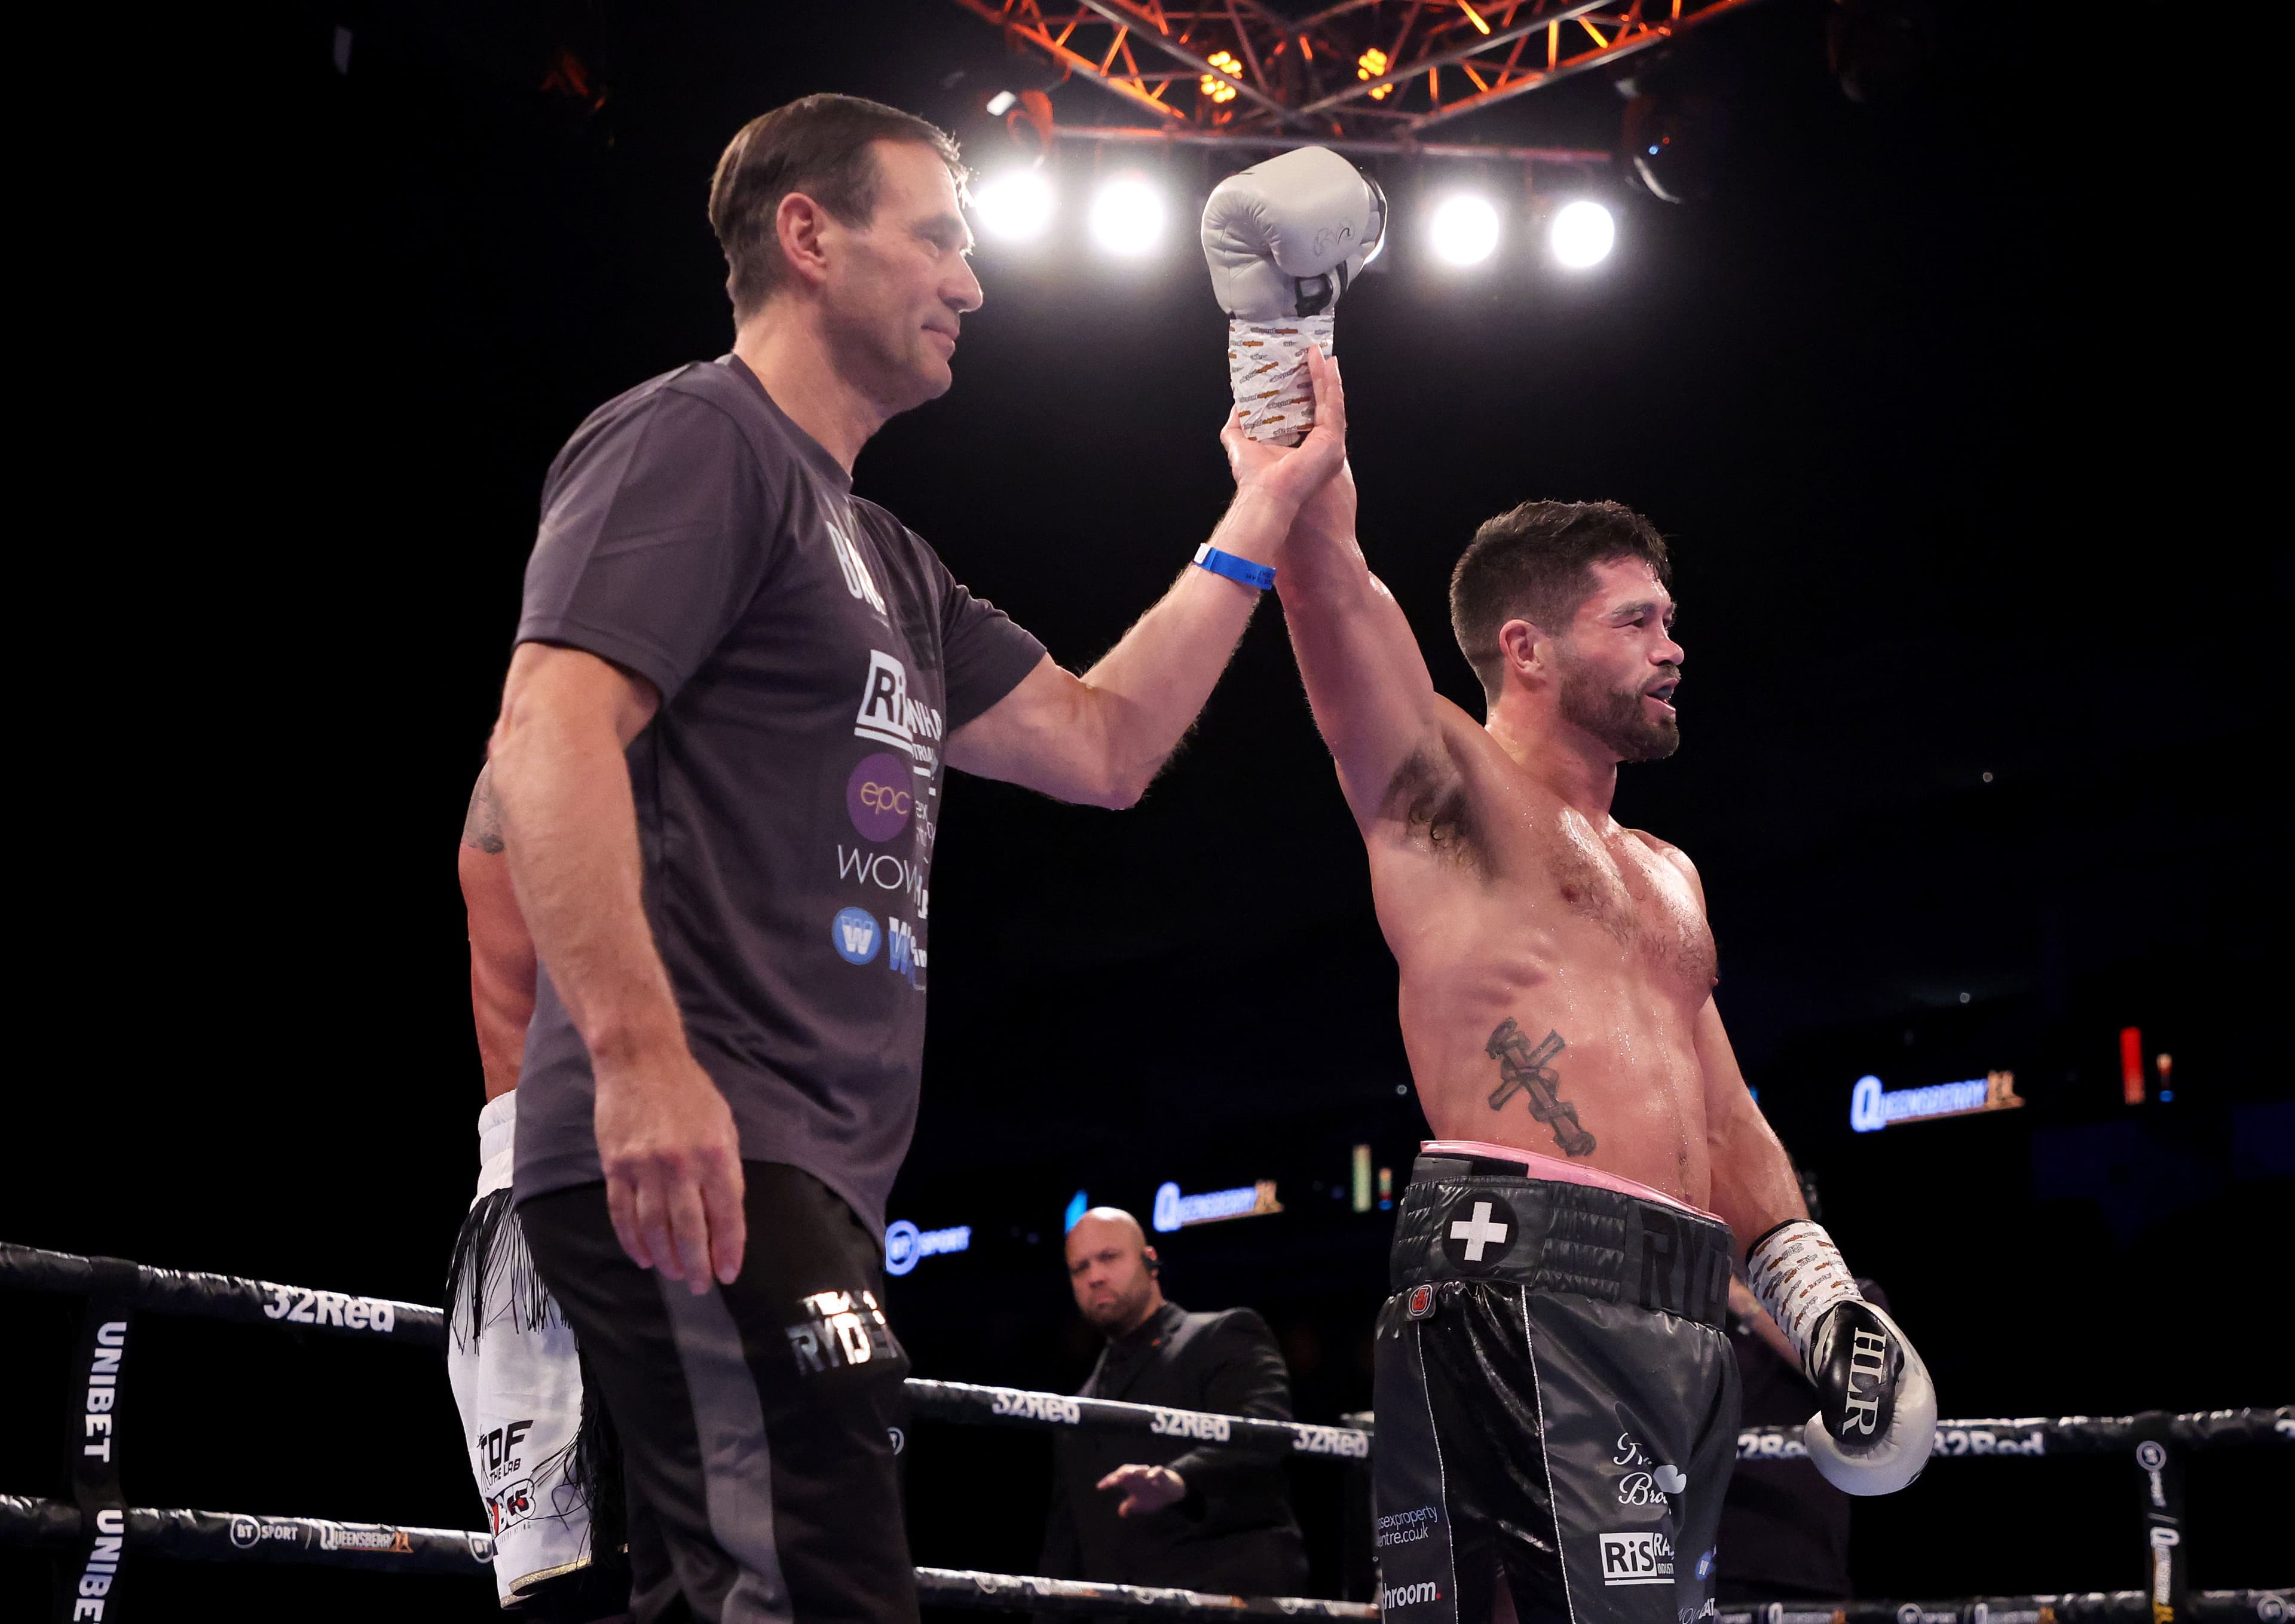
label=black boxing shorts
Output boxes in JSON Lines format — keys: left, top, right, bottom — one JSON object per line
{"left": 1372, "top": 1142, "right": 1740, "bottom": 1624}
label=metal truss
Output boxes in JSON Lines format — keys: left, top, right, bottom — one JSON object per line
{"left": 948, "top": 0, "right": 1773, "bottom": 161}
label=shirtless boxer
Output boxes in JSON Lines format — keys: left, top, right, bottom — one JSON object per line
{"left": 446, "top": 764, "right": 630, "bottom": 1620}
{"left": 1225, "top": 347, "right": 1935, "bottom": 1622}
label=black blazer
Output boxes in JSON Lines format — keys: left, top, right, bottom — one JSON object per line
{"left": 1039, "top": 1301, "right": 1309, "bottom": 1605}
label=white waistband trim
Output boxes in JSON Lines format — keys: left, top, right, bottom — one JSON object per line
{"left": 1418, "top": 1139, "right": 1718, "bottom": 1222}
{"left": 475, "top": 1091, "right": 518, "bottom": 1200}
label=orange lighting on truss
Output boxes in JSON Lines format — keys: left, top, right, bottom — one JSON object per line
{"left": 1358, "top": 45, "right": 1391, "bottom": 99}
{"left": 1200, "top": 50, "right": 1241, "bottom": 103}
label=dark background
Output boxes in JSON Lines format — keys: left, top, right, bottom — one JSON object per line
{"left": 5, "top": 0, "right": 2285, "bottom": 1616}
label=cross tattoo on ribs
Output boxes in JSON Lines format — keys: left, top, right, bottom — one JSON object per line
{"left": 1485, "top": 1018, "right": 1598, "bottom": 1158}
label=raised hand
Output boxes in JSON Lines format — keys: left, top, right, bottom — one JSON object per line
{"left": 1221, "top": 345, "right": 1350, "bottom": 521}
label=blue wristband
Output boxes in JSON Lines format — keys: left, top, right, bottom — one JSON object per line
{"left": 1192, "top": 543, "right": 1276, "bottom": 592}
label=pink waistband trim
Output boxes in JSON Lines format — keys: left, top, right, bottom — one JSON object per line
{"left": 1419, "top": 1139, "right": 1720, "bottom": 1223}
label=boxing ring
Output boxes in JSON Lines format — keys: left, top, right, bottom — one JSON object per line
{"left": 3, "top": 1241, "right": 2287, "bottom": 1621}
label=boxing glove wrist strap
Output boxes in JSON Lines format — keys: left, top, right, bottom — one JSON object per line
{"left": 1192, "top": 543, "right": 1276, "bottom": 592}
{"left": 1745, "top": 1219, "right": 1864, "bottom": 1371}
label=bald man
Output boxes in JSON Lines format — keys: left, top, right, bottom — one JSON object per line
{"left": 1039, "top": 1209, "right": 1308, "bottom": 1604}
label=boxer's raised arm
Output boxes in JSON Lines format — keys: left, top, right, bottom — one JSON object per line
{"left": 1265, "top": 359, "right": 1454, "bottom": 832}
{"left": 946, "top": 360, "right": 1347, "bottom": 808}
{"left": 488, "top": 641, "right": 746, "bottom": 1292}
{"left": 459, "top": 763, "right": 537, "bottom": 1098}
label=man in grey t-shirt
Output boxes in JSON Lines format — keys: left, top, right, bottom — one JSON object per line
{"left": 485, "top": 94, "right": 1348, "bottom": 1623}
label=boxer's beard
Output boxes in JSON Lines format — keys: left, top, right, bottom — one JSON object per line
{"left": 1557, "top": 646, "right": 1679, "bottom": 762}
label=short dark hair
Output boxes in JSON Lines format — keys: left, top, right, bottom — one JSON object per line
{"left": 1449, "top": 500, "right": 1672, "bottom": 698}
{"left": 706, "top": 93, "right": 965, "bottom": 321}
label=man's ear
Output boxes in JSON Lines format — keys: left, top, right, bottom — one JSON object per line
{"left": 1143, "top": 1246, "right": 1161, "bottom": 1277}
{"left": 773, "top": 191, "right": 837, "bottom": 290}
{"left": 1498, "top": 618, "right": 1552, "bottom": 684}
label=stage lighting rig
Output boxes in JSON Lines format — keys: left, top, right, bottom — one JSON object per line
{"left": 1617, "top": 49, "right": 1731, "bottom": 204}
{"left": 945, "top": 0, "right": 1768, "bottom": 168}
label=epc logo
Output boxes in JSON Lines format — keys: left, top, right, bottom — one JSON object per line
{"left": 846, "top": 752, "right": 914, "bottom": 842}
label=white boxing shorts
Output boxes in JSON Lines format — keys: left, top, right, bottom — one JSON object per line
{"left": 445, "top": 1090, "right": 610, "bottom": 1607}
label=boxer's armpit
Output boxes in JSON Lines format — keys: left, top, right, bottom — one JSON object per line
{"left": 1484, "top": 1018, "right": 1598, "bottom": 1157}
{"left": 463, "top": 765, "right": 506, "bottom": 854}
{"left": 1384, "top": 744, "right": 1473, "bottom": 861}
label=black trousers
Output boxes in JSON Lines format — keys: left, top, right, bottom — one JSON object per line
{"left": 519, "top": 1163, "right": 916, "bottom": 1624}
{"left": 1372, "top": 1149, "right": 1740, "bottom": 1624}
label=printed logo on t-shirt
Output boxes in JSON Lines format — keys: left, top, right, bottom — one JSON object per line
{"left": 1598, "top": 1530, "right": 1674, "bottom": 1586}
{"left": 831, "top": 906, "right": 882, "bottom": 964}
{"left": 888, "top": 916, "right": 924, "bottom": 987}
{"left": 846, "top": 752, "right": 914, "bottom": 841}
{"left": 826, "top": 513, "right": 888, "bottom": 615}
{"left": 853, "top": 649, "right": 944, "bottom": 773}
{"left": 837, "top": 846, "right": 929, "bottom": 922}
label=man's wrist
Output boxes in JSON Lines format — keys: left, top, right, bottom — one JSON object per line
{"left": 581, "top": 1003, "right": 690, "bottom": 1073}
{"left": 1213, "top": 486, "right": 1299, "bottom": 566}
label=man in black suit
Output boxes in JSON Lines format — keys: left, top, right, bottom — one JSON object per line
{"left": 1038, "top": 1208, "right": 1310, "bottom": 1604}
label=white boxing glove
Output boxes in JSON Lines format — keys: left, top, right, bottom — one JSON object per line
{"left": 1745, "top": 1220, "right": 1938, "bottom": 1496}
{"left": 1200, "top": 146, "right": 1385, "bottom": 442}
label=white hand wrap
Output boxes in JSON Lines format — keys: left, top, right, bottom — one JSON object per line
{"left": 1227, "top": 315, "right": 1334, "bottom": 443}
{"left": 1745, "top": 1218, "right": 1861, "bottom": 1369}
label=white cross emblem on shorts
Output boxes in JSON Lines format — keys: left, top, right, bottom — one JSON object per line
{"left": 1449, "top": 1200, "right": 1510, "bottom": 1261}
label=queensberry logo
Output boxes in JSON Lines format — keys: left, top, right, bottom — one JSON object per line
{"left": 832, "top": 907, "right": 881, "bottom": 965}
{"left": 1150, "top": 1179, "right": 1283, "bottom": 1233}
{"left": 1850, "top": 1070, "right": 2022, "bottom": 1132}
{"left": 884, "top": 1219, "right": 971, "bottom": 1276}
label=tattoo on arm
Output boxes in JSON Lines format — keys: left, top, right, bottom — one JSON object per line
{"left": 1485, "top": 1018, "right": 1596, "bottom": 1157}
{"left": 462, "top": 764, "right": 506, "bottom": 854}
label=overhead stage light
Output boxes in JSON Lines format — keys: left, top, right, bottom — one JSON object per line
{"left": 984, "top": 90, "right": 1017, "bottom": 117}
{"left": 1428, "top": 195, "right": 1500, "bottom": 266}
{"left": 1549, "top": 200, "right": 1615, "bottom": 268}
{"left": 972, "top": 168, "right": 1055, "bottom": 243}
{"left": 1090, "top": 177, "right": 1165, "bottom": 257}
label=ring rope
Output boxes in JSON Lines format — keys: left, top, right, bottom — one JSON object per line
{"left": 8, "top": 1240, "right": 2291, "bottom": 1620}
{"left": 0, "top": 1494, "right": 1376, "bottom": 1616}
{"left": 8, "top": 1243, "right": 2286, "bottom": 1462}
{"left": 4, "top": 1495, "right": 2285, "bottom": 1620}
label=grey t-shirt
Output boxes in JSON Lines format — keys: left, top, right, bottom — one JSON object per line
{"left": 509, "top": 356, "right": 1046, "bottom": 1233}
